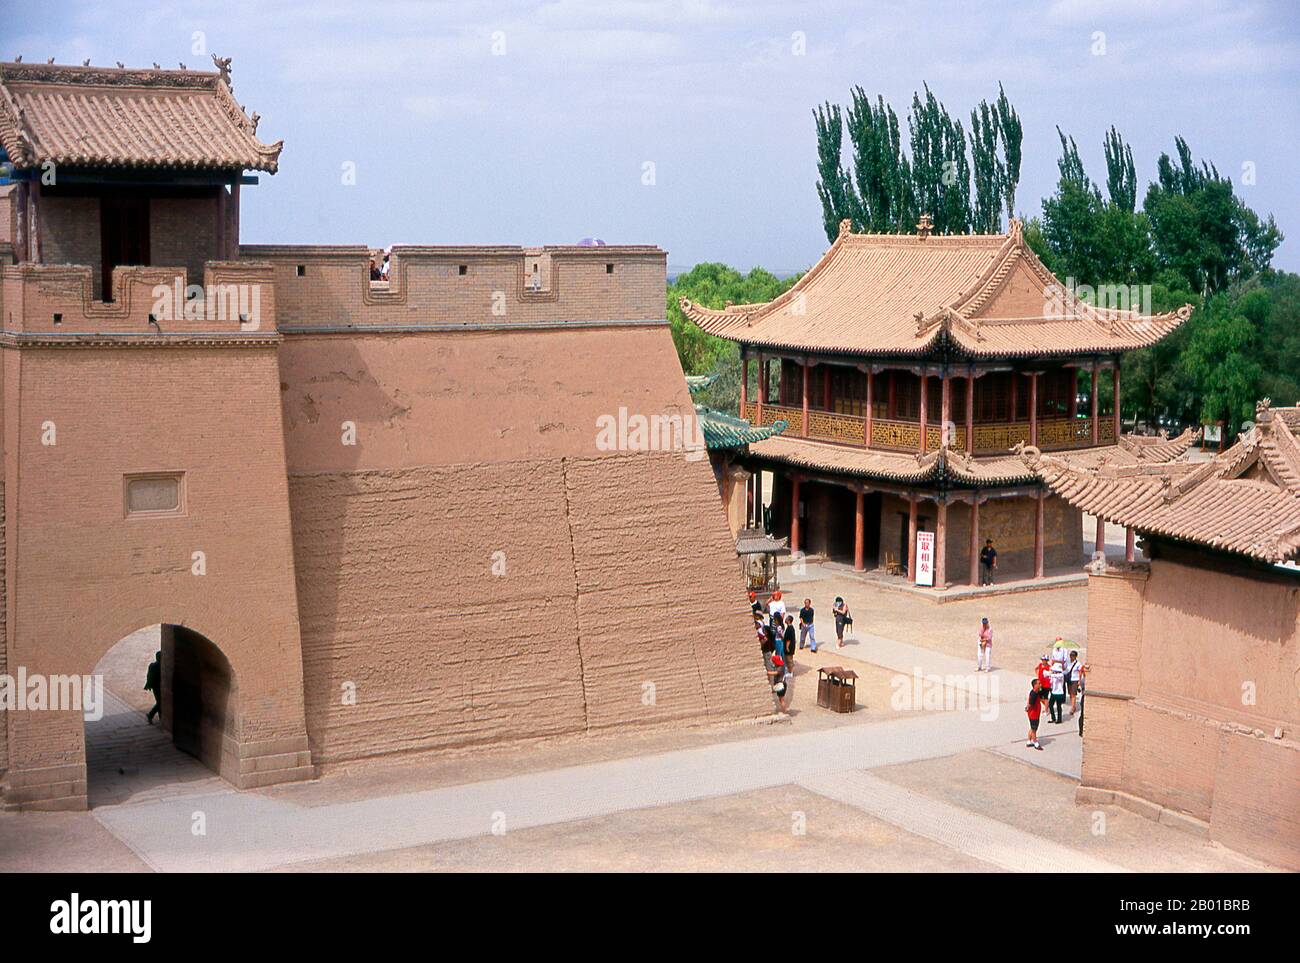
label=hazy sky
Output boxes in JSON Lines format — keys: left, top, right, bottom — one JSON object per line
{"left": 10, "top": 0, "right": 1300, "bottom": 272}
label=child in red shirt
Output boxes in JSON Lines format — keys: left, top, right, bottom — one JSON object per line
{"left": 1026, "top": 679, "right": 1044, "bottom": 750}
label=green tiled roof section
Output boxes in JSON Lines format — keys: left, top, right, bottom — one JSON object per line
{"left": 685, "top": 373, "right": 719, "bottom": 394}
{"left": 696, "top": 405, "right": 787, "bottom": 449}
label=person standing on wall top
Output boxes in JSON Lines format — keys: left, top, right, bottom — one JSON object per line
{"left": 768, "top": 590, "right": 786, "bottom": 623}
{"left": 979, "top": 539, "right": 998, "bottom": 585}
{"left": 144, "top": 650, "right": 162, "bottom": 725}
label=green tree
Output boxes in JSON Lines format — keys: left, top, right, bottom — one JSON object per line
{"left": 1144, "top": 137, "right": 1282, "bottom": 295}
{"left": 667, "top": 263, "right": 801, "bottom": 412}
{"left": 813, "top": 101, "right": 853, "bottom": 242}
{"left": 1179, "top": 294, "right": 1262, "bottom": 433}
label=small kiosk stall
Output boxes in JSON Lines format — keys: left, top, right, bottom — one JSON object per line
{"left": 736, "top": 528, "right": 789, "bottom": 599}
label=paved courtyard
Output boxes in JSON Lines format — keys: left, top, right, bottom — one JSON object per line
{"left": 0, "top": 535, "right": 1276, "bottom": 871}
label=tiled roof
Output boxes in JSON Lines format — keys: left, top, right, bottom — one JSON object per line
{"left": 697, "top": 405, "right": 786, "bottom": 450}
{"left": 0, "top": 60, "right": 281, "bottom": 172}
{"left": 1026, "top": 405, "right": 1300, "bottom": 563}
{"left": 680, "top": 219, "right": 1191, "bottom": 359}
{"left": 735, "top": 528, "right": 790, "bottom": 556}
{"left": 744, "top": 426, "right": 1200, "bottom": 487}
{"left": 685, "top": 373, "right": 719, "bottom": 394}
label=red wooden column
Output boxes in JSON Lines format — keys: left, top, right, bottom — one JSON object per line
{"left": 1112, "top": 364, "right": 1122, "bottom": 438}
{"left": 1034, "top": 489, "right": 1046, "bottom": 578}
{"left": 1009, "top": 373, "right": 1018, "bottom": 424}
{"left": 940, "top": 372, "right": 952, "bottom": 447}
{"left": 965, "top": 373, "right": 975, "bottom": 454}
{"left": 935, "top": 499, "right": 948, "bottom": 588}
{"left": 1125, "top": 527, "right": 1136, "bottom": 562}
{"left": 1094, "top": 513, "right": 1105, "bottom": 557}
{"left": 755, "top": 355, "right": 766, "bottom": 426}
{"left": 754, "top": 470, "right": 763, "bottom": 528}
{"left": 1090, "top": 362, "right": 1100, "bottom": 445}
{"left": 1029, "top": 372, "right": 1039, "bottom": 447}
{"left": 801, "top": 358, "right": 810, "bottom": 437}
{"left": 918, "top": 372, "right": 929, "bottom": 453}
{"left": 1068, "top": 367, "right": 1078, "bottom": 421}
{"left": 823, "top": 366, "right": 832, "bottom": 411}
{"left": 907, "top": 497, "right": 919, "bottom": 580}
{"left": 854, "top": 489, "right": 866, "bottom": 572}
{"left": 790, "top": 475, "right": 802, "bottom": 554}
{"left": 969, "top": 496, "right": 980, "bottom": 586}
{"left": 864, "top": 370, "right": 874, "bottom": 447}
{"left": 740, "top": 352, "right": 749, "bottom": 413}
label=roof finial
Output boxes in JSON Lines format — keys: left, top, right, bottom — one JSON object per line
{"left": 82, "top": 58, "right": 90, "bottom": 66}
{"left": 915, "top": 213, "right": 934, "bottom": 238}
{"left": 838, "top": 218, "right": 852, "bottom": 238}
{"left": 212, "top": 53, "right": 232, "bottom": 88}
{"left": 13, "top": 55, "right": 21, "bottom": 63}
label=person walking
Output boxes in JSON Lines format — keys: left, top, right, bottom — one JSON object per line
{"left": 798, "top": 598, "right": 817, "bottom": 652}
{"left": 1025, "top": 678, "right": 1044, "bottom": 750}
{"left": 1048, "top": 662, "right": 1066, "bottom": 723}
{"left": 979, "top": 539, "right": 998, "bottom": 585}
{"left": 143, "top": 650, "right": 162, "bottom": 724}
{"left": 977, "top": 617, "right": 993, "bottom": 672}
{"left": 832, "top": 596, "right": 852, "bottom": 648}
{"left": 771, "top": 654, "right": 790, "bottom": 711}
{"left": 1067, "top": 649, "right": 1082, "bottom": 715}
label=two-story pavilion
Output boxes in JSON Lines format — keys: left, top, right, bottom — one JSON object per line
{"left": 680, "top": 218, "right": 1194, "bottom": 587}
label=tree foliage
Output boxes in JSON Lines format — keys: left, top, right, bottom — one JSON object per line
{"left": 666, "top": 263, "right": 800, "bottom": 412}
{"left": 814, "top": 82, "right": 1022, "bottom": 240}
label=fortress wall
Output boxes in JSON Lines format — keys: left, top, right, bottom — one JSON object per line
{"left": 1, "top": 344, "right": 311, "bottom": 804}
{"left": 280, "top": 324, "right": 773, "bottom": 764}
{"left": 1081, "top": 558, "right": 1300, "bottom": 869}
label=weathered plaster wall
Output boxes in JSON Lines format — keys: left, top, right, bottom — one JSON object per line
{"left": 1082, "top": 558, "right": 1300, "bottom": 869}
{"left": 279, "top": 325, "right": 773, "bottom": 764}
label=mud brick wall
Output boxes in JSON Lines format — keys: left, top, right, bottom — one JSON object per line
{"left": 280, "top": 324, "right": 772, "bottom": 764}
{"left": 1081, "top": 558, "right": 1300, "bottom": 869}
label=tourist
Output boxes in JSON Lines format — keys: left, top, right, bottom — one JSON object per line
{"left": 1051, "top": 637, "right": 1068, "bottom": 675}
{"left": 1067, "top": 649, "right": 1082, "bottom": 714}
{"left": 979, "top": 539, "right": 998, "bottom": 585}
{"left": 143, "top": 650, "right": 162, "bottom": 724}
{"left": 750, "top": 590, "right": 763, "bottom": 616}
{"left": 1035, "top": 654, "right": 1052, "bottom": 694}
{"left": 369, "top": 258, "right": 381, "bottom": 281}
{"left": 1025, "top": 678, "right": 1044, "bottom": 750}
{"left": 1048, "top": 662, "right": 1066, "bottom": 723}
{"left": 832, "top": 596, "right": 852, "bottom": 648}
{"left": 380, "top": 252, "right": 391, "bottom": 280}
{"left": 768, "top": 590, "right": 786, "bottom": 622}
{"left": 783, "top": 614, "right": 797, "bottom": 666}
{"left": 771, "top": 654, "right": 789, "bottom": 710}
{"left": 798, "top": 597, "right": 817, "bottom": 652}
{"left": 977, "top": 617, "right": 993, "bottom": 672}
{"left": 1077, "top": 663, "right": 1088, "bottom": 736}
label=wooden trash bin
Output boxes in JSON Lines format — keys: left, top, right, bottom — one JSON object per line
{"left": 816, "top": 666, "right": 858, "bottom": 713}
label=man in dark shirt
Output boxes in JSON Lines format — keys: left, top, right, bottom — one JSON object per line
{"left": 979, "top": 539, "right": 998, "bottom": 585}
{"left": 798, "top": 598, "right": 817, "bottom": 652}
{"left": 143, "top": 650, "right": 162, "bottom": 724}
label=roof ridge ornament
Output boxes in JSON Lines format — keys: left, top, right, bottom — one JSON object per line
{"left": 915, "top": 213, "right": 934, "bottom": 238}
{"left": 838, "top": 218, "right": 853, "bottom": 239}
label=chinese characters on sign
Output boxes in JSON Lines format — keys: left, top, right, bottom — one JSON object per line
{"left": 915, "top": 531, "right": 935, "bottom": 586}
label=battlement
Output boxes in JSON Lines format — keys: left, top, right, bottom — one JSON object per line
{"left": 240, "top": 243, "right": 667, "bottom": 332}
{"left": 0, "top": 261, "right": 277, "bottom": 343}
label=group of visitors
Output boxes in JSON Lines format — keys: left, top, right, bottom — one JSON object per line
{"left": 749, "top": 590, "right": 855, "bottom": 711}
{"left": 369, "top": 251, "right": 391, "bottom": 281}
{"left": 1025, "top": 636, "right": 1086, "bottom": 750}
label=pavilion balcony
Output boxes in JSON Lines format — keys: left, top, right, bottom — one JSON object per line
{"left": 741, "top": 401, "right": 1114, "bottom": 455}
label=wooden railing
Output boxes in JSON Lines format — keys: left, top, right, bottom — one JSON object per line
{"left": 740, "top": 402, "right": 1111, "bottom": 454}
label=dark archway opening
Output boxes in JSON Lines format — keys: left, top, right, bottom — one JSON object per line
{"left": 85, "top": 624, "right": 237, "bottom": 807}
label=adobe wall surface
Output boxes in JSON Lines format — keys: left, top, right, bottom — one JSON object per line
{"left": 279, "top": 324, "right": 773, "bottom": 764}
{"left": 1082, "top": 558, "right": 1300, "bottom": 869}
{"left": 1, "top": 343, "right": 311, "bottom": 807}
